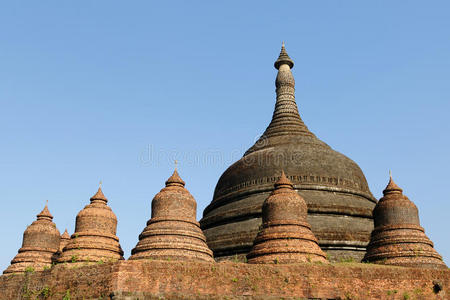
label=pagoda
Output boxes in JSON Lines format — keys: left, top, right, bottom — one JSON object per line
{"left": 247, "top": 171, "right": 327, "bottom": 264}
{"left": 364, "top": 175, "right": 446, "bottom": 268}
{"left": 130, "top": 169, "right": 213, "bottom": 262}
{"left": 3, "top": 203, "right": 60, "bottom": 274}
{"left": 58, "top": 229, "right": 70, "bottom": 253}
{"left": 58, "top": 185, "right": 124, "bottom": 263}
{"left": 201, "top": 44, "right": 376, "bottom": 262}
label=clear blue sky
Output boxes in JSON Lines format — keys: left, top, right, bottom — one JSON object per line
{"left": 1, "top": 1, "right": 449, "bottom": 271}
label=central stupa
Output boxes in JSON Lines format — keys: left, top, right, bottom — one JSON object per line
{"left": 200, "top": 44, "right": 377, "bottom": 262}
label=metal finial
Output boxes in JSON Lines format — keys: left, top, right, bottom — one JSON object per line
{"left": 46, "top": 199, "right": 48, "bottom": 205}
{"left": 99, "top": 180, "right": 102, "bottom": 188}
{"left": 174, "top": 160, "right": 178, "bottom": 170}
{"left": 282, "top": 41, "right": 285, "bottom": 47}
{"left": 389, "top": 170, "right": 392, "bottom": 179}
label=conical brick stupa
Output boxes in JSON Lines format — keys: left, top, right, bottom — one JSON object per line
{"left": 59, "top": 185, "right": 124, "bottom": 264}
{"left": 247, "top": 171, "right": 327, "bottom": 264}
{"left": 130, "top": 168, "right": 213, "bottom": 262}
{"left": 58, "top": 229, "right": 70, "bottom": 253}
{"left": 3, "top": 203, "right": 60, "bottom": 274}
{"left": 363, "top": 175, "right": 446, "bottom": 269}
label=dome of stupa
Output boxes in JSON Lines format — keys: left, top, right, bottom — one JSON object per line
{"left": 200, "top": 44, "right": 376, "bottom": 262}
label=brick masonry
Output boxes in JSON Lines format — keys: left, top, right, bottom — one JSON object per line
{"left": 201, "top": 45, "right": 378, "bottom": 262}
{"left": 0, "top": 260, "right": 448, "bottom": 299}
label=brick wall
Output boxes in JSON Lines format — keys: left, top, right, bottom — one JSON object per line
{"left": 0, "top": 260, "right": 448, "bottom": 299}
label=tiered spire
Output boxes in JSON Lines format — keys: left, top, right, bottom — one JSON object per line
{"left": 59, "top": 184, "right": 124, "bottom": 264}
{"left": 246, "top": 43, "right": 314, "bottom": 154}
{"left": 4, "top": 203, "right": 61, "bottom": 274}
{"left": 384, "top": 172, "right": 403, "bottom": 193}
{"left": 165, "top": 168, "right": 185, "bottom": 187}
{"left": 274, "top": 42, "right": 294, "bottom": 69}
{"left": 274, "top": 169, "right": 293, "bottom": 188}
{"left": 247, "top": 171, "right": 327, "bottom": 264}
{"left": 364, "top": 175, "right": 446, "bottom": 268}
{"left": 130, "top": 168, "right": 213, "bottom": 262}
{"left": 37, "top": 201, "right": 53, "bottom": 221}
{"left": 90, "top": 182, "right": 108, "bottom": 203}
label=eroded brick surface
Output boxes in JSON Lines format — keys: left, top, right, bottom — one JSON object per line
{"left": 200, "top": 45, "right": 377, "bottom": 262}
{"left": 58, "top": 187, "right": 124, "bottom": 264}
{"left": 3, "top": 204, "right": 60, "bottom": 274}
{"left": 247, "top": 171, "right": 327, "bottom": 264}
{"left": 130, "top": 169, "right": 213, "bottom": 262}
{"left": 364, "top": 176, "right": 446, "bottom": 269}
{"left": 0, "top": 260, "right": 448, "bottom": 299}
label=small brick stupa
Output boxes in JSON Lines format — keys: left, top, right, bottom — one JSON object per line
{"left": 247, "top": 171, "right": 327, "bottom": 264}
{"left": 59, "top": 229, "right": 70, "bottom": 253}
{"left": 364, "top": 175, "right": 446, "bottom": 268}
{"left": 52, "top": 229, "right": 71, "bottom": 263}
{"left": 3, "top": 203, "right": 61, "bottom": 274}
{"left": 59, "top": 185, "right": 124, "bottom": 263}
{"left": 130, "top": 168, "right": 213, "bottom": 262}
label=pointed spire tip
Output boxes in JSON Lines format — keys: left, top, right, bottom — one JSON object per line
{"left": 61, "top": 228, "right": 70, "bottom": 239}
{"left": 91, "top": 183, "right": 107, "bottom": 202}
{"left": 274, "top": 43, "right": 294, "bottom": 69}
{"left": 166, "top": 167, "right": 185, "bottom": 187}
{"left": 275, "top": 170, "right": 293, "bottom": 188}
{"left": 384, "top": 172, "right": 403, "bottom": 194}
{"left": 37, "top": 201, "right": 53, "bottom": 220}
